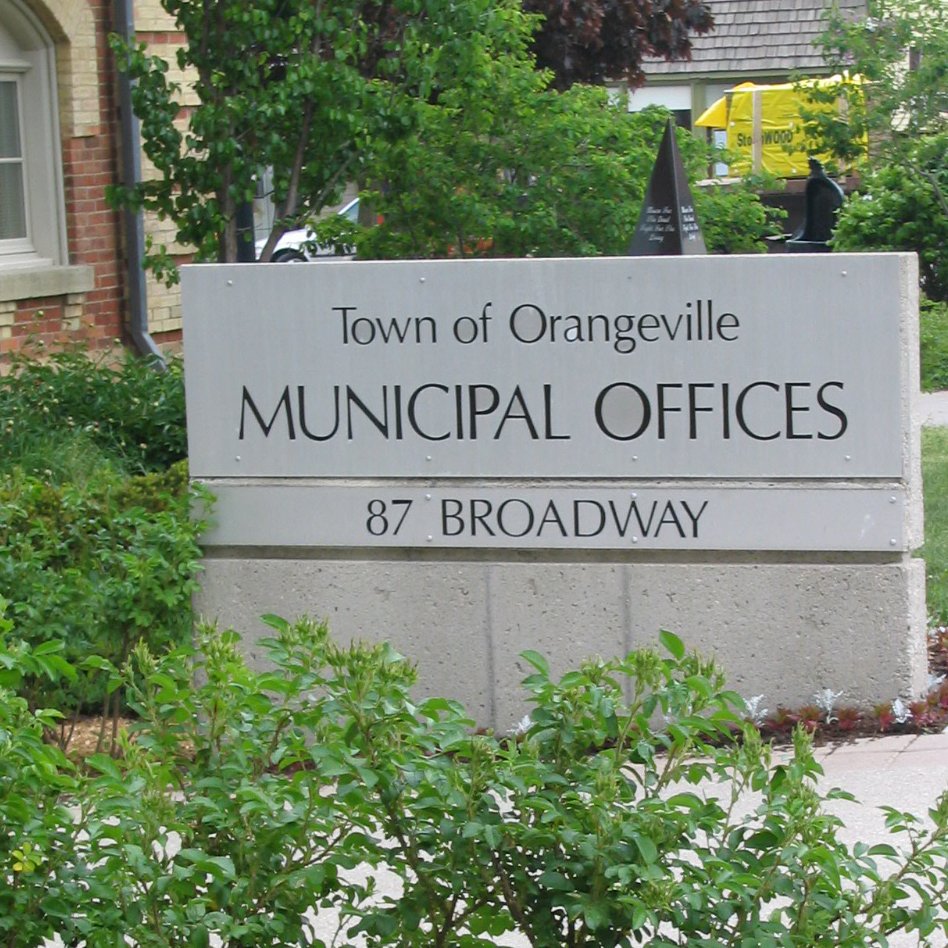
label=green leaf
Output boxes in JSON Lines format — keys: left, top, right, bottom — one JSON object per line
{"left": 520, "top": 650, "right": 549, "bottom": 676}
{"left": 87, "top": 753, "right": 124, "bottom": 780}
{"left": 260, "top": 613, "right": 289, "bottom": 632}
{"left": 634, "top": 834, "right": 659, "bottom": 865}
{"left": 483, "top": 824, "right": 502, "bottom": 850}
{"left": 659, "top": 629, "right": 685, "bottom": 661}
{"left": 582, "top": 900, "right": 609, "bottom": 931}
{"left": 538, "top": 870, "right": 573, "bottom": 891}
{"left": 82, "top": 655, "right": 118, "bottom": 673}
{"left": 39, "top": 654, "right": 77, "bottom": 682}
{"left": 31, "top": 640, "right": 65, "bottom": 657}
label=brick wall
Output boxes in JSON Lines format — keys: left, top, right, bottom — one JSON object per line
{"left": 1, "top": 0, "right": 188, "bottom": 361}
{"left": 2, "top": 0, "right": 120, "bottom": 357}
{"left": 61, "top": 66, "right": 125, "bottom": 345}
{"left": 135, "top": 0, "right": 195, "bottom": 339}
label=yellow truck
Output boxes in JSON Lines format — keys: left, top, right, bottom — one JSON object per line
{"left": 694, "top": 76, "right": 865, "bottom": 178}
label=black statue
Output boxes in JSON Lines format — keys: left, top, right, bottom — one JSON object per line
{"left": 787, "top": 158, "right": 845, "bottom": 252}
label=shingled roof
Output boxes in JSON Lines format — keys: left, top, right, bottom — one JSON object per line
{"left": 644, "top": 0, "right": 867, "bottom": 77}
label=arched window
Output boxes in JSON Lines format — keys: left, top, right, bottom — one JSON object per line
{"left": 0, "top": 0, "right": 67, "bottom": 268}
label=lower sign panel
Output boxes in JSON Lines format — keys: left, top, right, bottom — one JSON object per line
{"left": 199, "top": 484, "right": 907, "bottom": 552}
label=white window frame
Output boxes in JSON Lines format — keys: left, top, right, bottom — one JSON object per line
{"left": 0, "top": 0, "right": 68, "bottom": 269}
{"left": 626, "top": 84, "right": 693, "bottom": 115}
{"left": 0, "top": 70, "right": 31, "bottom": 252}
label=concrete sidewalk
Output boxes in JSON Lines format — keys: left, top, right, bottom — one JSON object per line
{"left": 812, "top": 732, "right": 948, "bottom": 829}
{"left": 920, "top": 391, "right": 948, "bottom": 426}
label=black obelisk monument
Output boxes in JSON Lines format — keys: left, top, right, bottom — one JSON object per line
{"left": 629, "top": 119, "right": 707, "bottom": 256}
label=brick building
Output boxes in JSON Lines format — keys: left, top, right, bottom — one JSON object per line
{"left": 0, "top": 0, "right": 186, "bottom": 360}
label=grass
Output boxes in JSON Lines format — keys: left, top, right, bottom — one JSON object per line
{"left": 922, "top": 427, "right": 948, "bottom": 623}
{"left": 920, "top": 297, "right": 948, "bottom": 392}
{"left": 915, "top": 296, "right": 948, "bottom": 620}
{"left": 1, "top": 427, "right": 126, "bottom": 486}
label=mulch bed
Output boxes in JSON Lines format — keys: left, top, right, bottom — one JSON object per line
{"left": 758, "top": 625, "right": 948, "bottom": 746}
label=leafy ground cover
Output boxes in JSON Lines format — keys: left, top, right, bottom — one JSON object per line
{"left": 0, "top": 347, "right": 203, "bottom": 740}
{"left": 3, "top": 615, "right": 948, "bottom": 947}
{"left": 739, "top": 628, "right": 948, "bottom": 746}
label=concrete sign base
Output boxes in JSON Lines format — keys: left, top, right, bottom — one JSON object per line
{"left": 195, "top": 557, "right": 926, "bottom": 732}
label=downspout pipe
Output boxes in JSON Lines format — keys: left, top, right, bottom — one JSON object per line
{"left": 114, "top": 0, "right": 166, "bottom": 369}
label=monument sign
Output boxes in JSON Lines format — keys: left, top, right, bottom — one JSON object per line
{"left": 183, "top": 253, "right": 925, "bottom": 728}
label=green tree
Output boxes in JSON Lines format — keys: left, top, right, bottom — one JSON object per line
{"left": 833, "top": 134, "right": 948, "bottom": 300}
{"left": 359, "top": 84, "right": 669, "bottom": 259}
{"left": 354, "top": 52, "right": 780, "bottom": 260}
{"left": 112, "top": 0, "right": 725, "bottom": 275}
{"left": 814, "top": 0, "right": 947, "bottom": 164}
{"left": 809, "top": 0, "right": 948, "bottom": 298}
{"left": 110, "top": 0, "right": 534, "bottom": 274}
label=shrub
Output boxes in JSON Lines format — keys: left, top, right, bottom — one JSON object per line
{"left": 0, "top": 346, "right": 187, "bottom": 478}
{"left": 342, "top": 631, "right": 948, "bottom": 946}
{"left": 359, "top": 90, "right": 780, "bottom": 261}
{"left": 694, "top": 176, "right": 786, "bottom": 255}
{"left": 0, "top": 600, "right": 86, "bottom": 945}
{"left": 4, "top": 619, "right": 944, "bottom": 946}
{"left": 0, "top": 347, "right": 198, "bottom": 717}
{"left": 0, "top": 462, "right": 206, "bottom": 715}
{"left": 832, "top": 133, "right": 948, "bottom": 304}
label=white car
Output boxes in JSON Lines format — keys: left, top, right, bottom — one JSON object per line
{"left": 255, "top": 197, "right": 360, "bottom": 262}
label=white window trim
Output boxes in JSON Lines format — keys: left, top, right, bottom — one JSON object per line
{"left": 627, "top": 84, "right": 693, "bottom": 113}
{"left": 0, "top": 0, "right": 68, "bottom": 270}
{"left": 0, "top": 68, "right": 34, "bottom": 257}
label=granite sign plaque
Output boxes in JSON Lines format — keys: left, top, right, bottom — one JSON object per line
{"left": 184, "top": 255, "right": 902, "bottom": 479}
{"left": 199, "top": 484, "right": 905, "bottom": 551}
{"left": 184, "top": 252, "right": 924, "bottom": 725}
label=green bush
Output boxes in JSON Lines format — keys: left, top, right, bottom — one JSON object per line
{"left": 0, "top": 462, "right": 206, "bottom": 714}
{"left": 0, "top": 347, "right": 187, "bottom": 478}
{"left": 3, "top": 615, "right": 946, "bottom": 946}
{"left": 0, "top": 347, "right": 198, "bottom": 715}
{"left": 832, "top": 133, "right": 948, "bottom": 304}
{"left": 694, "top": 176, "right": 786, "bottom": 255}
{"left": 359, "top": 90, "right": 781, "bottom": 260}
{"left": 0, "top": 602, "right": 85, "bottom": 945}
